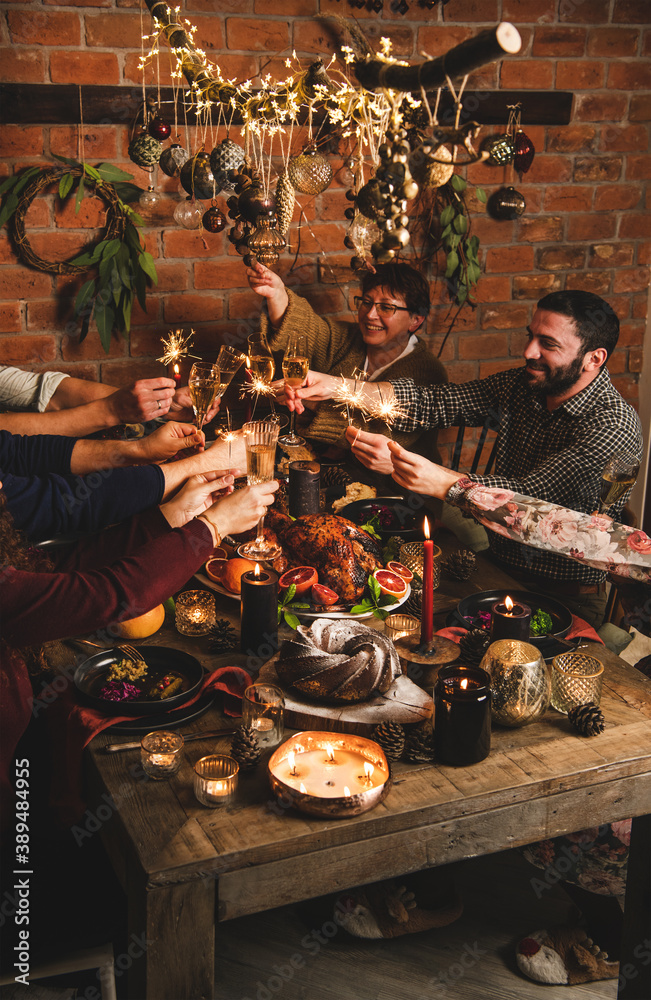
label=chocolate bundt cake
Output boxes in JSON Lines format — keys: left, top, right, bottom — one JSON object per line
{"left": 277, "top": 619, "right": 401, "bottom": 704}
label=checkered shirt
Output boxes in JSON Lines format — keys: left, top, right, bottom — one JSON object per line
{"left": 391, "top": 366, "right": 643, "bottom": 583}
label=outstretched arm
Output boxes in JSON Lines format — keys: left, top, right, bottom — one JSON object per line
{"left": 246, "top": 260, "right": 289, "bottom": 326}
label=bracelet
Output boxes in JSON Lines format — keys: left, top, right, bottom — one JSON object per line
{"left": 444, "top": 477, "right": 475, "bottom": 506}
{"left": 196, "top": 513, "right": 221, "bottom": 547}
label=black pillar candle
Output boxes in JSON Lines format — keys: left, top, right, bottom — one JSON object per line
{"left": 288, "top": 461, "right": 320, "bottom": 517}
{"left": 490, "top": 597, "right": 531, "bottom": 641}
{"left": 240, "top": 567, "right": 278, "bottom": 668}
{"left": 434, "top": 664, "right": 491, "bottom": 766}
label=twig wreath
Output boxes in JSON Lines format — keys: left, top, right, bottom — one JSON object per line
{"left": 0, "top": 157, "right": 157, "bottom": 352}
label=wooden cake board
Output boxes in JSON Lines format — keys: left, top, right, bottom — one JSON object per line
{"left": 258, "top": 652, "right": 433, "bottom": 736}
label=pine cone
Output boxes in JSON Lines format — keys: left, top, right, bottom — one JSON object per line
{"left": 442, "top": 549, "right": 477, "bottom": 581}
{"left": 403, "top": 726, "right": 436, "bottom": 763}
{"left": 230, "top": 725, "right": 261, "bottom": 770}
{"left": 459, "top": 628, "right": 491, "bottom": 668}
{"left": 404, "top": 587, "right": 422, "bottom": 619}
{"left": 372, "top": 722, "right": 405, "bottom": 761}
{"left": 320, "top": 465, "right": 352, "bottom": 488}
{"left": 568, "top": 702, "right": 605, "bottom": 737}
{"left": 275, "top": 169, "right": 296, "bottom": 237}
{"left": 208, "top": 619, "right": 238, "bottom": 653}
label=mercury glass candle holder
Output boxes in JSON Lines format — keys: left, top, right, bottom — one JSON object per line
{"left": 384, "top": 614, "right": 420, "bottom": 643}
{"left": 242, "top": 683, "right": 284, "bottom": 748}
{"left": 194, "top": 755, "right": 239, "bottom": 807}
{"left": 480, "top": 640, "right": 550, "bottom": 727}
{"left": 399, "top": 542, "right": 441, "bottom": 588}
{"left": 140, "top": 730, "right": 184, "bottom": 780}
{"left": 175, "top": 589, "right": 216, "bottom": 636}
{"left": 551, "top": 652, "right": 604, "bottom": 714}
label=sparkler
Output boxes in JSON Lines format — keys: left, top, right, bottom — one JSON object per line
{"left": 240, "top": 375, "right": 276, "bottom": 420}
{"left": 369, "top": 385, "right": 404, "bottom": 428}
{"left": 157, "top": 328, "right": 201, "bottom": 368}
{"left": 332, "top": 375, "right": 374, "bottom": 426}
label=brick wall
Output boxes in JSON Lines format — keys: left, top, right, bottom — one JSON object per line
{"left": 0, "top": 0, "right": 649, "bottom": 455}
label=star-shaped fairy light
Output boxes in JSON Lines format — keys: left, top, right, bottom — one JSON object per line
{"left": 157, "top": 328, "right": 200, "bottom": 367}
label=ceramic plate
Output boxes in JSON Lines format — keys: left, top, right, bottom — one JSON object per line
{"left": 74, "top": 645, "right": 204, "bottom": 715}
{"left": 452, "top": 590, "right": 572, "bottom": 651}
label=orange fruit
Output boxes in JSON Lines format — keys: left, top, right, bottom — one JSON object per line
{"left": 223, "top": 557, "right": 258, "bottom": 594}
{"left": 115, "top": 604, "right": 165, "bottom": 639}
{"left": 373, "top": 569, "right": 408, "bottom": 598}
{"left": 205, "top": 557, "right": 228, "bottom": 583}
{"left": 385, "top": 561, "right": 414, "bottom": 584}
{"left": 278, "top": 566, "right": 318, "bottom": 594}
{"left": 212, "top": 545, "right": 228, "bottom": 560}
{"left": 311, "top": 583, "right": 340, "bottom": 606}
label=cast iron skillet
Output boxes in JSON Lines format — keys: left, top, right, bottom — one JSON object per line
{"left": 453, "top": 589, "right": 573, "bottom": 652}
{"left": 74, "top": 645, "right": 204, "bottom": 715}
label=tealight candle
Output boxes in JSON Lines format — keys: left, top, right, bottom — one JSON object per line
{"left": 490, "top": 595, "right": 531, "bottom": 642}
{"left": 434, "top": 665, "right": 491, "bottom": 766}
{"left": 240, "top": 567, "right": 278, "bottom": 664}
{"left": 194, "top": 755, "right": 239, "bottom": 807}
{"left": 242, "top": 683, "right": 284, "bottom": 748}
{"left": 175, "top": 589, "right": 216, "bottom": 636}
{"left": 140, "top": 730, "right": 184, "bottom": 780}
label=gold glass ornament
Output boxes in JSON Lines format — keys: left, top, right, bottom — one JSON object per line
{"left": 287, "top": 148, "right": 333, "bottom": 195}
{"left": 483, "top": 133, "right": 516, "bottom": 166}
{"left": 246, "top": 213, "right": 286, "bottom": 268}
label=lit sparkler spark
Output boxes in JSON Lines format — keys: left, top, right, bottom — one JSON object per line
{"left": 332, "top": 375, "right": 373, "bottom": 426}
{"left": 240, "top": 377, "right": 276, "bottom": 400}
{"left": 369, "top": 386, "right": 404, "bottom": 428}
{"left": 157, "top": 328, "right": 200, "bottom": 367}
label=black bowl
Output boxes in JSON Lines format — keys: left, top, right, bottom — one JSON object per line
{"left": 74, "top": 645, "right": 204, "bottom": 715}
{"left": 338, "top": 496, "right": 424, "bottom": 541}
{"left": 453, "top": 590, "right": 572, "bottom": 651}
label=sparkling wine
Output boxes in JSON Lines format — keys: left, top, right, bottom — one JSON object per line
{"left": 189, "top": 378, "right": 218, "bottom": 419}
{"left": 246, "top": 443, "right": 276, "bottom": 484}
{"left": 214, "top": 371, "right": 234, "bottom": 398}
{"left": 249, "top": 355, "right": 274, "bottom": 383}
{"left": 282, "top": 356, "right": 309, "bottom": 387}
{"left": 600, "top": 471, "right": 637, "bottom": 509}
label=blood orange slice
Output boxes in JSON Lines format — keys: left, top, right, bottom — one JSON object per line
{"left": 385, "top": 561, "right": 413, "bottom": 584}
{"left": 311, "top": 583, "right": 340, "bottom": 606}
{"left": 278, "top": 566, "right": 318, "bottom": 594}
{"left": 372, "top": 568, "right": 408, "bottom": 597}
{"left": 205, "top": 557, "right": 228, "bottom": 583}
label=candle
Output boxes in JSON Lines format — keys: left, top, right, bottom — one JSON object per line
{"left": 490, "top": 595, "right": 531, "bottom": 642}
{"left": 434, "top": 665, "right": 491, "bottom": 766}
{"left": 175, "top": 589, "right": 215, "bottom": 636}
{"left": 194, "top": 755, "right": 239, "bottom": 807}
{"left": 140, "top": 730, "right": 184, "bottom": 780}
{"left": 420, "top": 518, "right": 434, "bottom": 648}
{"left": 242, "top": 683, "right": 284, "bottom": 747}
{"left": 288, "top": 461, "right": 321, "bottom": 517}
{"left": 171, "top": 362, "right": 181, "bottom": 385}
{"left": 240, "top": 567, "right": 278, "bottom": 666}
{"left": 279, "top": 747, "right": 388, "bottom": 798}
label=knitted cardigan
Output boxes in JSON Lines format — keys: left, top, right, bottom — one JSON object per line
{"left": 262, "top": 290, "right": 447, "bottom": 459}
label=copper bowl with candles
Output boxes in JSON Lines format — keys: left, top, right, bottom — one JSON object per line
{"left": 267, "top": 731, "right": 391, "bottom": 818}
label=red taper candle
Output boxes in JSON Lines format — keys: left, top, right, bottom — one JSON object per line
{"left": 420, "top": 517, "right": 434, "bottom": 647}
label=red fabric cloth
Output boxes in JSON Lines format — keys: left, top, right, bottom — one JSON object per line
{"left": 436, "top": 614, "right": 604, "bottom": 646}
{"left": 40, "top": 665, "right": 253, "bottom": 828}
{"left": 0, "top": 644, "right": 34, "bottom": 832}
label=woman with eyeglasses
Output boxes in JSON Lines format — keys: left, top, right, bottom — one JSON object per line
{"left": 246, "top": 259, "right": 447, "bottom": 485}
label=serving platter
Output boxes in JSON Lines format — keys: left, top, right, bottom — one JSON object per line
{"left": 451, "top": 589, "right": 573, "bottom": 653}
{"left": 74, "top": 645, "right": 204, "bottom": 715}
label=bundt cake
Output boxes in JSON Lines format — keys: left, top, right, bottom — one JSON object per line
{"left": 277, "top": 619, "right": 401, "bottom": 704}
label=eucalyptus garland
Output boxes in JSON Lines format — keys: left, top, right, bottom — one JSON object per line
{"left": 434, "top": 174, "right": 486, "bottom": 307}
{"left": 0, "top": 156, "right": 157, "bottom": 353}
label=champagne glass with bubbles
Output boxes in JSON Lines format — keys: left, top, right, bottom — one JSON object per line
{"left": 188, "top": 361, "right": 218, "bottom": 432}
{"left": 238, "top": 419, "right": 281, "bottom": 561}
{"left": 598, "top": 453, "right": 640, "bottom": 515}
{"left": 214, "top": 345, "right": 245, "bottom": 402}
{"left": 247, "top": 331, "right": 275, "bottom": 386}
{"left": 278, "top": 334, "right": 308, "bottom": 447}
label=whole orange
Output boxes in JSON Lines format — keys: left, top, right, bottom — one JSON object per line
{"left": 115, "top": 604, "right": 165, "bottom": 639}
{"left": 223, "top": 557, "right": 258, "bottom": 594}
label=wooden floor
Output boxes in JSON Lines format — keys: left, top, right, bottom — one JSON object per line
{"left": 213, "top": 849, "right": 618, "bottom": 1000}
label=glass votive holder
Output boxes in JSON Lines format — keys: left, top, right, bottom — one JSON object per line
{"left": 194, "top": 755, "right": 239, "bottom": 807}
{"left": 384, "top": 614, "right": 420, "bottom": 643}
{"left": 175, "top": 589, "right": 216, "bottom": 636}
{"left": 140, "top": 730, "right": 184, "bottom": 780}
{"left": 399, "top": 542, "right": 441, "bottom": 589}
{"left": 242, "top": 683, "right": 284, "bottom": 748}
{"left": 551, "top": 651, "right": 604, "bottom": 714}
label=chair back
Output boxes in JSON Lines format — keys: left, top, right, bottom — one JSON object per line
{"left": 450, "top": 416, "right": 500, "bottom": 476}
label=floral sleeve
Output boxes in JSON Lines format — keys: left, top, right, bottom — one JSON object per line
{"left": 446, "top": 478, "right": 651, "bottom": 584}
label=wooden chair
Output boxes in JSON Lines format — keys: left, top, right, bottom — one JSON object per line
{"left": 450, "top": 416, "right": 500, "bottom": 476}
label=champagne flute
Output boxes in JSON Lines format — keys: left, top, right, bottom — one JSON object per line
{"left": 598, "top": 453, "right": 639, "bottom": 514}
{"left": 238, "top": 419, "right": 281, "bottom": 561}
{"left": 278, "top": 334, "right": 308, "bottom": 447}
{"left": 247, "top": 331, "right": 275, "bottom": 385}
{"left": 188, "top": 361, "right": 219, "bottom": 432}
{"left": 214, "top": 345, "right": 246, "bottom": 401}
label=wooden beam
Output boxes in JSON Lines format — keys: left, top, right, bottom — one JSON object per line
{"left": 0, "top": 84, "right": 573, "bottom": 128}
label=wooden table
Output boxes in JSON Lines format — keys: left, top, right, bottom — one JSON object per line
{"left": 84, "top": 551, "right": 651, "bottom": 1000}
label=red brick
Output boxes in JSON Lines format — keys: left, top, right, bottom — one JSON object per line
{"left": 295, "top": 223, "right": 347, "bottom": 254}
{"left": 194, "top": 259, "right": 256, "bottom": 290}
{"left": 0, "top": 268, "right": 52, "bottom": 300}
{"left": 626, "top": 155, "right": 651, "bottom": 180}
{"left": 0, "top": 126, "right": 43, "bottom": 158}
{"left": 500, "top": 60, "right": 553, "bottom": 89}
{"left": 560, "top": 0, "right": 610, "bottom": 22}
{"left": 543, "top": 185, "right": 593, "bottom": 212}
{"left": 546, "top": 125, "right": 597, "bottom": 153}
{"left": 567, "top": 214, "right": 616, "bottom": 241}
{"left": 357, "top": 25, "right": 414, "bottom": 57}
{"left": 0, "top": 335, "right": 56, "bottom": 363}
{"left": 618, "top": 320, "right": 646, "bottom": 346}
{"left": 613, "top": 267, "right": 650, "bottom": 293}
{"left": 619, "top": 215, "right": 650, "bottom": 239}
{"left": 610, "top": 375, "right": 639, "bottom": 404}
{"left": 629, "top": 94, "right": 651, "bottom": 122}
{"left": 557, "top": 61, "right": 605, "bottom": 90}
{"left": 517, "top": 216, "right": 564, "bottom": 243}
{"left": 629, "top": 348, "right": 644, "bottom": 373}
{"left": 54, "top": 191, "right": 109, "bottom": 230}
{"left": 613, "top": 0, "right": 651, "bottom": 22}
{"left": 0, "top": 303, "right": 21, "bottom": 333}
{"left": 589, "top": 243, "right": 635, "bottom": 268}
{"left": 184, "top": 15, "right": 226, "bottom": 54}
{"left": 152, "top": 262, "right": 190, "bottom": 292}
{"left": 573, "top": 156, "right": 622, "bottom": 182}
{"left": 49, "top": 126, "right": 117, "bottom": 161}
{"left": 187, "top": 0, "right": 250, "bottom": 9}
{"left": 479, "top": 358, "right": 523, "bottom": 378}
{"left": 123, "top": 52, "right": 178, "bottom": 86}
{"left": 0, "top": 49, "right": 46, "bottom": 83}
{"left": 600, "top": 123, "right": 649, "bottom": 153}
{"left": 513, "top": 274, "right": 562, "bottom": 299}
{"left": 608, "top": 62, "right": 651, "bottom": 91}
{"left": 526, "top": 155, "right": 572, "bottom": 184}
{"left": 587, "top": 26, "right": 639, "bottom": 56}
{"left": 418, "top": 25, "right": 473, "bottom": 57}
{"left": 100, "top": 358, "right": 164, "bottom": 385}
{"left": 23, "top": 195, "right": 51, "bottom": 229}
{"left": 594, "top": 183, "right": 642, "bottom": 212}
{"left": 565, "top": 271, "right": 612, "bottom": 295}
{"left": 644, "top": 29, "right": 651, "bottom": 56}
{"left": 631, "top": 296, "right": 649, "bottom": 319}
{"left": 50, "top": 51, "right": 119, "bottom": 85}
{"left": 606, "top": 350, "right": 626, "bottom": 375}
{"left": 461, "top": 217, "right": 514, "bottom": 245}
{"left": 637, "top": 242, "right": 650, "bottom": 266}
{"left": 225, "top": 17, "right": 289, "bottom": 51}
{"left": 30, "top": 231, "right": 100, "bottom": 263}
{"left": 479, "top": 304, "right": 529, "bottom": 331}
{"left": 538, "top": 246, "right": 586, "bottom": 271}
{"left": 162, "top": 229, "right": 221, "bottom": 259}
{"left": 25, "top": 298, "right": 73, "bottom": 330}
{"left": 0, "top": 236, "right": 16, "bottom": 266}
{"left": 163, "top": 294, "right": 224, "bottom": 323}
{"left": 532, "top": 26, "right": 585, "bottom": 56}
{"left": 45, "top": 0, "right": 110, "bottom": 6}
{"left": 85, "top": 11, "right": 142, "bottom": 47}
{"left": 502, "top": 0, "right": 555, "bottom": 20}
{"left": 7, "top": 10, "right": 80, "bottom": 45}
{"left": 441, "top": 0, "right": 499, "bottom": 19}
{"left": 255, "top": 0, "right": 316, "bottom": 11}
{"left": 485, "top": 246, "right": 534, "bottom": 273}
{"left": 575, "top": 94, "right": 628, "bottom": 122}
{"left": 602, "top": 296, "right": 630, "bottom": 321}
{"left": 459, "top": 331, "right": 509, "bottom": 360}
{"left": 60, "top": 330, "right": 126, "bottom": 361}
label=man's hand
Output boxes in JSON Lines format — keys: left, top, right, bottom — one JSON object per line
{"left": 246, "top": 260, "right": 289, "bottom": 325}
{"left": 135, "top": 422, "right": 205, "bottom": 464}
{"left": 388, "top": 441, "right": 462, "bottom": 498}
{"left": 105, "top": 378, "right": 177, "bottom": 423}
{"left": 200, "top": 480, "right": 279, "bottom": 540}
{"left": 160, "top": 472, "right": 235, "bottom": 528}
{"left": 345, "top": 425, "right": 394, "bottom": 474}
{"left": 167, "top": 385, "right": 221, "bottom": 425}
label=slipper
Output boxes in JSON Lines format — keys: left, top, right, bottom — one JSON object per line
{"left": 334, "top": 877, "right": 463, "bottom": 939}
{"left": 516, "top": 927, "right": 619, "bottom": 985}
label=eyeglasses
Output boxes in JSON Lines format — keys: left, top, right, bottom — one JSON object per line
{"left": 354, "top": 296, "right": 411, "bottom": 318}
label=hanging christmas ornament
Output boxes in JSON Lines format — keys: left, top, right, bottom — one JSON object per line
{"left": 412, "top": 142, "right": 455, "bottom": 189}
{"left": 148, "top": 115, "right": 171, "bottom": 141}
{"left": 202, "top": 203, "right": 227, "bottom": 233}
{"left": 210, "top": 139, "right": 245, "bottom": 193}
{"left": 238, "top": 183, "right": 275, "bottom": 226}
{"left": 245, "top": 213, "right": 286, "bottom": 268}
{"left": 180, "top": 152, "right": 217, "bottom": 201}
{"left": 287, "top": 146, "right": 333, "bottom": 196}
{"left": 275, "top": 170, "right": 296, "bottom": 237}
{"left": 128, "top": 132, "right": 163, "bottom": 170}
{"left": 356, "top": 177, "right": 386, "bottom": 221}
{"left": 488, "top": 186, "right": 526, "bottom": 221}
{"left": 483, "top": 133, "right": 515, "bottom": 166}
{"left": 159, "top": 144, "right": 188, "bottom": 178}
{"left": 138, "top": 184, "right": 162, "bottom": 210}
{"left": 173, "top": 197, "right": 204, "bottom": 230}
{"left": 514, "top": 129, "right": 536, "bottom": 176}
{"left": 369, "top": 127, "right": 418, "bottom": 262}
